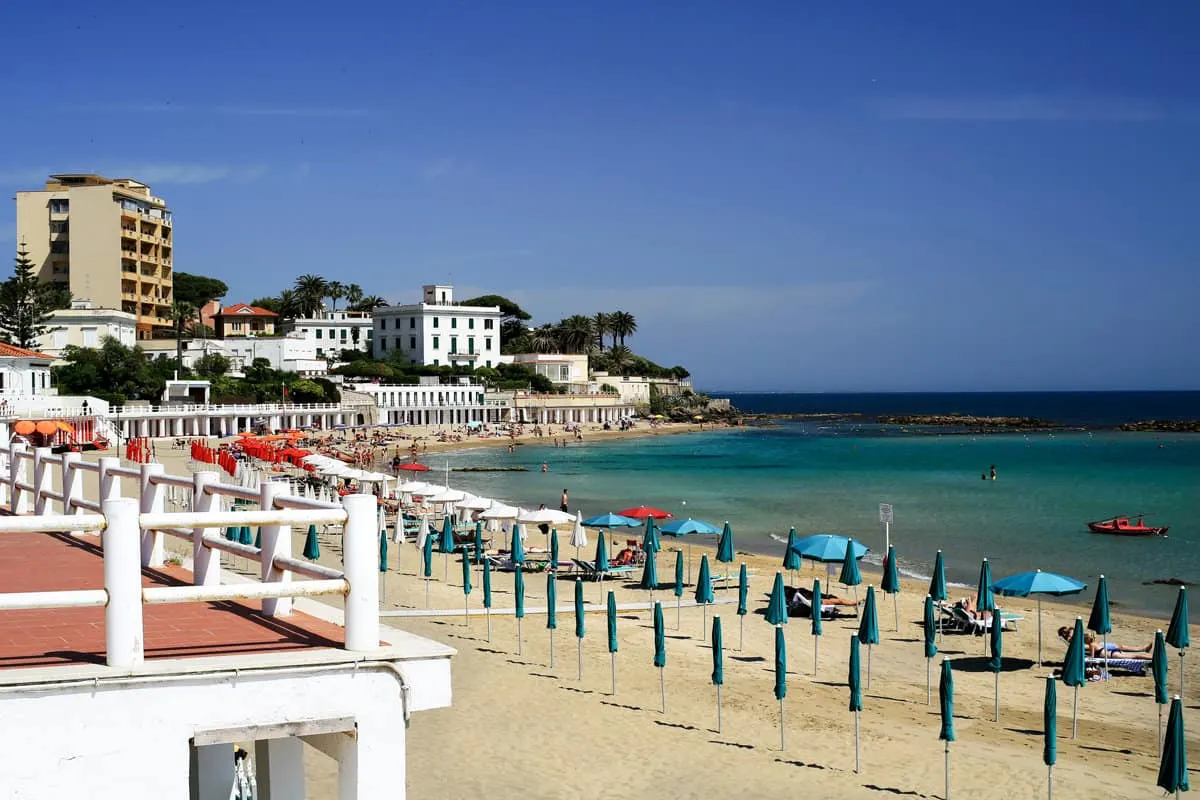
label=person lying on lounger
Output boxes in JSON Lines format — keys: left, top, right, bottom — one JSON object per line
{"left": 1057, "top": 626, "right": 1153, "bottom": 660}
{"left": 956, "top": 597, "right": 993, "bottom": 622}
{"left": 788, "top": 586, "right": 858, "bottom": 609}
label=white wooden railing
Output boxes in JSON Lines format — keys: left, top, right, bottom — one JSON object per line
{"left": 0, "top": 442, "right": 379, "bottom": 669}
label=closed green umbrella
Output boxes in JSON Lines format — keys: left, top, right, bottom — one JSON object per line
{"left": 1167, "top": 586, "right": 1189, "bottom": 697}
{"left": 930, "top": 549, "right": 948, "bottom": 641}
{"left": 1158, "top": 697, "right": 1189, "bottom": 797}
{"left": 858, "top": 585, "right": 880, "bottom": 689}
{"left": 1061, "top": 617, "right": 1086, "bottom": 739}
{"left": 546, "top": 571, "right": 557, "bottom": 668}
{"left": 849, "top": 635, "right": 862, "bottom": 773}
{"left": 783, "top": 527, "right": 801, "bottom": 584}
{"left": 550, "top": 530, "right": 560, "bottom": 572}
{"left": 461, "top": 550, "right": 472, "bottom": 626}
{"left": 483, "top": 556, "right": 493, "bottom": 642}
{"left": 1154, "top": 629, "right": 1169, "bottom": 755}
{"left": 766, "top": 571, "right": 788, "bottom": 627}
{"left": 254, "top": 527, "right": 261, "bottom": 549}
{"left": 511, "top": 523, "right": 525, "bottom": 565}
{"left": 775, "top": 625, "right": 787, "bottom": 751}
{"left": 939, "top": 658, "right": 955, "bottom": 800}
{"left": 422, "top": 529, "right": 434, "bottom": 608}
{"left": 839, "top": 537, "right": 862, "bottom": 604}
{"left": 696, "top": 554, "right": 714, "bottom": 640}
{"left": 594, "top": 531, "right": 609, "bottom": 604}
{"left": 653, "top": 601, "right": 666, "bottom": 713}
{"left": 923, "top": 595, "right": 938, "bottom": 704}
{"left": 712, "top": 615, "right": 725, "bottom": 733}
{"left": 239, "top": 525, "right": 253, "bottom": 546}
{"left": 812, "top": 578, "right": 824, "bottom": 675}
{"left": 716, "top": 521, "right": 734, "bottom": 566}
{"left": 514, "top": 565, "right": 525, "bottom": 656}
{"left": 1088, "top": 574, "right": 1112, "bottom": 681}
{"left": 302, "top": 524, "right": 320, "bottom": 560}
{"left": 640, "top": 545, "right": 659, "bottom": 600}
{"left": 439, "top": 515, "right": 454, "bottom": 581}
{"left": 642, "top": 516, "right": 660, "bottom": 554}
{"left": 737, "top": 562, "right": 749, "bottom": 651}
{"left": 607, "top": 590, "right": 618, "bottom": 694}
{"left": 976, "top": 558, "right": 994, "bottom": 612}
{"left": 1044, "top": 676, "right": 1057, "bottom": 800}
{"left": 379, "top": 529, "right": 388, "bottom": 573}
{"left": 225, "top": 524, "right": 238, "bottom": 542}
{"left": 574, "top": 578, "right": 585, "bottom": 681}
{"left": 473, "top": 521, "right": 484, "bottom": 565}
{"left": 988, "top": 604, "right": 1003, "bottom": 722}
{"left": 673, "top": 549, "right": 685, "bottom": 630}
{"left": 881, "top": 544, "right": 901, "bottom": 631}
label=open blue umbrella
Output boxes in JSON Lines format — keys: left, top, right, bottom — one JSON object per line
{"left": 712, "top": 615, "right": 724, "bottom": 733}
{"left": 696, "top": 554, "right": 714, "bottom": 640}
{"left": 881, "top": 544, "right": 901, "bottom": 631}
{"left": 783, "top": 527, "right": 801, "bottom": 581}
{"left": 574, "top": 578, "right": 585, "bottom": 681}
{"left": 653, "top": 601, "right": 666, "bottom": 713}
{"left": 858, "top": 585, "right": 880, "bottom": 689}
{"left": 849, "top": 635, "right": 863, "bottom": 773}
{"left": 1044, "top": 676, "right": 1057, "bottom": 799}
{"left": 775, "top": 625, "right": 787, "bottom": 752}
{"left": 640, "top": 545, "right": 659, "bottom": 598}
{"left": 976, "top": 558, "right": 994, "bottom": 613}
{"left": 302, "top": 524, "right": 320, "bottom": 560}
{"left": 1158, "top": 696, "right": 1189, "bottom": 797}
{"left": 661, "top": 518, "right": 720, "bottom": 584}
{"left": 514, "top": 565, "right": 525, "bottom": 656}
{"left": 716, "top": 521, "right": 735, "bottom": 566}
{"left": 737, "top": 562, "right": 749, "bottom": 650}
{"left": 1167, "top": 586, "right": 1189, "bottom": 697}
{"left": 1062, "top": 617, "right": 1086, "bottom": 739}
{"left": 839, "top": 538, "right": 863, "bottom": 603}
{"left": 812, "top": 578, "right": 824, "bottom": 675}
{"left": 993, "top": 569, "right": 1087, "bottom": 666}
{"left": 923, "top": 595, "right": 937, "bottom": 704}
{"left": 606, "top": 590, "right": 618, "bottom": 695}
{"left": 483, "top": 555, "right": 493, "bottom": 641}
{"left": 766, "top": 571, "right": 788, "bottom": 627}
{"left": 583, "top": 512, "right": 640, "bottom": 529}
{"left": 989, "top": 602, "right": 1003, "bottom": 722}
{"left": 510, "top": 523, "right": 526, "bottom": 565}
{"left": 461, "top": 550, "right": 472, "bottom": 625}
{"left": 673, "top": 549, "right": 685, "bottom": 629}
{"left": 1155, "top": 629, "right": 1169, "bottom": 756}
{"left": 546, "top": 570, "right": 558, "bottom": 668}
{"left": 549, "top": 530, "right": 560, "bottom": 572}
{"left": 791, "top": 533, "right": 869, "bottom": 564}
{"left": 939, "top": 658, "right": 955, "bottom": 800}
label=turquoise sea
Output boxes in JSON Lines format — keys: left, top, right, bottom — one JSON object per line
{"left": 431, "top": 418, "right": 1200, "bottom": 618}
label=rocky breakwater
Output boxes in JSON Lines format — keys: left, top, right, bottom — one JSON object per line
{"left": 875, "top": 414, "right": 1062, "bottom": 433}
{"left": 1119, "top": 419, "right": 1200, "bottom": 433}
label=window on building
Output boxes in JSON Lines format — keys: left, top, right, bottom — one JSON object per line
{"left": 433, "top": 318, "right": 439, "bottom": 328}
{"left": 484, "top": 319, "right": 494, "bottom": 330}
{"left": 378, "top": 339, "right": 386, "bottom": 351}
{"left": 380, "top": 318, "right": 387, "bottom": 330}
{"left": 329, "top": 329, "right": 335, "bottom": 338}
{"left": 317, "top": 347, "right": 324, "bottom": 356}
{"left": 340, "top": 329, "right": 347, "bottom": 339}
{"left": 394, "top": 337, "right": 402, "bottom": 351}
{"left": 433, "top": 359, "right": 439, "bottom": 367}
{"left": 315, "top": 329, "right": 322, "bottom": 339}
{"left": 449, "top": 337, "right": 457, "bottom": 354}
{"left": 50, "top": 199, "right": 69, "bottom": 214}
{"left": 49, "top": 241, "right": 69, "bottom": 254}
{"left": 432, "top": 336, "right": 439, "bottom": 350}
{"left": 451, "top": 318, "right": 457, "bottom": 329}
{"left": 409, "top": 318, "right": 415, "bottom": 329}
{"left": 468, "top": 338, "right": 474, "bottom": 354}
{"left": 410, "top": 336, "right": 416, "bottom": 349}
{"left": 485, "top": 337, "right": 492, "bottom": 351}
{"left": 486, "top": 360, "right": 492, "bottom": 368}
{"left": 558, "top": 365, "right": 571, "bottom": 382}
{"left": 468, "top": 318, "right": 475, "bottom": 329}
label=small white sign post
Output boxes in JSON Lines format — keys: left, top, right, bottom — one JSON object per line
{"left": 879, "top": 503, "right": 893, "bottom": 553}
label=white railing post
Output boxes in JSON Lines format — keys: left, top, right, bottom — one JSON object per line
{"left": 0, "top": 446, "right": 8, "bottom": 508}
{"left": 192, "top": 471, "right": 220, "bottom": 587}
{"left": 32, "top": 447, "right": 53, "bottom": 515}
{"left": 342, "top": 493, "right": 379, "bottom": 652}
{"left": 139, "top": 462, "right": 166, "bottom": 567}
{"left": 259, "top": 478, "right": 292, "bottom": 617}
{"left": 61, "top": 451, "right": 84, "bottom": 534}
{"left": 98, "top": 456, "right": 122, "bottom": 503}
{"left": 9, "top": 441, "right": 28, "bottom": 514}
{"left": 103, "top": 496, "right": 145, "bottom": 669}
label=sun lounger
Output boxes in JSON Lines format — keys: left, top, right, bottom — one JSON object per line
{"left": 1086, "top": 657, "right": 1147, "bottom": 675}
{"left": 572, "top": 559, "right": 636, "bottom": 581}
{"left": 783, "top": 585, "right": 853, "bottom": 620}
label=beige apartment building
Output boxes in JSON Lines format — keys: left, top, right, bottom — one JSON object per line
{"left": 15, "top": 174, "right": 174, "bottom": 340}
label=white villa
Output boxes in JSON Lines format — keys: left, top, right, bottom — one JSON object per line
{"left": 36, "top": 300, "right": 137, "bottom": 359}
{"left": 0, "top": 342, "right": 56, "bottom": 397}
{"left": 346, "top": 377, "right": 508, "bottom": 426}
{"left": 292, "top": 310, "right": 374, "bottom": 361}
{"left": 372, "top": 285, "right": 503, "bottom": 369}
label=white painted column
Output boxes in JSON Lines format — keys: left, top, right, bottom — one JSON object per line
{"left": 61, "top": 451, "right": 84, "bottom": 533}
{"left": 192, "top": 470, "right": 220, "bottom": 586}
{"left": 342, "top": 493, "right": 379, "bottom": 651}
{"left": 98, "top": 456, "right": 121, "bottom": 504}
{"left": 8, "top": 441, "right": 27, "bottom": 514}
{"left": 190, "top": 743, "right": 233, "bottom": 800}
{"left": 103, "top": 496, "right": 144, "bottom": 668}
{"left": 255, "top": 738, "right": 306, "bottom": 800}
{"left": 259, "top": 478, "right": 292, "bottom": 617}
{"left": 32, "top": 446, "right": 53, "bottom": 515}
{"left": 139, "top": 462, "right": 166, "bottom": 567}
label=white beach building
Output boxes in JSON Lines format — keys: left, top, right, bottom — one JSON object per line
{"left": 36, "top": 299, "right": 137, "bottom": 359}
{"left": 292, "top": 310, "right": 374, "bottom": 361}
{"left": 372, "top": 285, "right": 503, "bottom": 369}
{"left": 347, "top": 377, "right": 508, "bottom": 426}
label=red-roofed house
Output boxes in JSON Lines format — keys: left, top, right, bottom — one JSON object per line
{"left": 212, "top": 303, "right": 279, "bottom": 339}
{"left": 0, "top": 342, "right": 56, "bottom": 395}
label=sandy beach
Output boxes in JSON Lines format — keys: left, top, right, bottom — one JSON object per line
{"left": 129, "top": 435, "right": 1197, "bottom": 800}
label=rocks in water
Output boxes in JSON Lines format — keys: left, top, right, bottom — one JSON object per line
{"left": 453, "top": 466, "right": 529, "bottom": 472}
{"left": 1142, "top": 577, "right": 1190, "bottom": 587}
{"left": 1119, "top": 420, "right": 1200, "bottom": 433}
{"left": 875, "top": 414, "right": 1059, "bottom": 430}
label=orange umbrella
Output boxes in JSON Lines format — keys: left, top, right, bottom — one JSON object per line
{"left": 13, "top": 420, "right": 35, "bottom": 435}
{"left": 56, "top": 421, "right": 74, "bottom": 432}
{"left": 35, "top": 420, "right": 59, "bottom": 435}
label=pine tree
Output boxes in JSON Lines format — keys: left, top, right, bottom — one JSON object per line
{"left": 0, "top": 242, "right": 69, "bottom": 349}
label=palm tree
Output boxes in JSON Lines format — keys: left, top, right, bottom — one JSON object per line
{"left": 327, "top": 280, "right": 346, "bottom": 312}
{"left": 593, "top": 312, "right": 611, "bottom": 350}
{"left": 293, "top": 274, "right": 327, "bottom": 317}
{"left": 350, "top": 295, "right": 388, "bottom": 311}
{"left": 605, "top": 344, "right": 634, "bottom": 375}
{"left": 170, "top": 300, "right": 198, "bottom": 371}
{"left": 609, "top": 310, "right": 637, "bottom": 347}
{"left": 530, "top": 325, "right": 558, "bottom": 353}
{"left": 557, "top": 315, "right": 595, "bottom": 354}
{"left": 344, "top": 283, "right": 364, "bottom": 309}
{"left": 276, "top": 289, "right": 301, "bottom": 320}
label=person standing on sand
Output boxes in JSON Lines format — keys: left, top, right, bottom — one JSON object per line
{"left": 560, "top": 489, "right": 569, "bottom": 513}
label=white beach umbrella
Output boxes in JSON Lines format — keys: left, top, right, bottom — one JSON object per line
{"left": 300, "top": 454, "right": 329, "bottom": 464}
{"left": 519, "top": 508, "right": 574, "bottom": 526}
{"left": 570, "top": 511, "right": 588, "bottom": 557}
{"left": 480, "top": 504, "right": 521, "bottom": 520}
{"left": 427, "top": 487, "right": 466, "bottom": 504}
{"left": 416, "top": 519, "right": 432, "bottom": 551}
{"left": 456, "top": 495, "right": 493, "bottom": 511}
{"left": 398, "top": 480, "right": 437, "bottom": 495}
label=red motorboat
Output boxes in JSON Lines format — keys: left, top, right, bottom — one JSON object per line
{"left": 1087, "top": 515, "right": 1168, "bottom": 537}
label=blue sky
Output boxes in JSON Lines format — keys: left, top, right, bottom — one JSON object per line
{"left": 3, "top": 2, "right": 1198, "bottom": 392}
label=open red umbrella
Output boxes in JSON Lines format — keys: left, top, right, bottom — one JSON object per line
{"left": 398, "top": 462, "right": 431, "bottom": 472}
{"left": 618, "top": 506, "right": 673, "bottom": 520}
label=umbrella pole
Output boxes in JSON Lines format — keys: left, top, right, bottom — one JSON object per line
{"left": 944, "top": 741, "right": 950, "bottom": 800}
{"left": 926, "top": 657, "right": 931, "bottom": 705}
{"left": 660, "top": 667, "right": 666, "bottom": 714}
{"left": 486, "top": 607, "right": 491, "bottom": 642}
{"left": 464, "top": 596, "right": 468, "bottom": 628}
{"left": 1158, "top": 705, "right": 1163, "bottom": 758}
{"left": 598, "top": 573, "right": 603, "bottom": 606}
{"left": 611, "top": 652, "right": 616, "bottom": 696}
{"left": 1103, "top": 634, "right": 1109, "bottom": 681}
{"left": 1037, "top": 598, "right": 1043, "bottom": 666}
{"left": 425, "top": 579, "right": 430, "bottom": 609}
{"left": 867, "top": 644, "right": 872, "bottom": 690}
{"left": 577, "top": 638, "right": 582, "bottom": 681}
{"left": 894, "top": 593, "right": 900, "bottom": 632}
{"left": 443, "top": 553, "right": 448, "bottom": 581}
{"left": 677, "top": 595, "right": 681, "bottom": 631}
{"left": 739, "top": 615, "right": 744, "bottom": 652}
{"left": 1048, "top": 764, "right": 1053, "bottom": 800}
{"left": 716, "top": 684, "right": 722, "bottom": 734}
{"left": 687, "top": 543, "right": 692, "bottom": 585}
{"left": 994, "top": 672, "right": 999, "bottom": 722}
{"left": 549, "top": 630, "right": 554, "bottom": 669}
{"left": 702, "top": 603, "right": 707, "bottom": 641}
{"left": 814, "top": 635, "right": 819, "bottom": 676}
{"left": 1071, "top": 685, "right": 1078, "bottom": 739}
{"left": 780, "top": 698, "right": 785, "bottom": 752}
{"left": 1180, "top": 650, "right": 1186, "bottom": 697}
{"left": 517, "top": 617, "right": 523, "bottom": 657}
{"left": 854, "top": 709, "right": 860, "bottom": 773}
{"left": 380, "top": 573, "right": 386, "bottom": 608}
{"left": 937, "top": 601, "right": 943, "bottom": 644}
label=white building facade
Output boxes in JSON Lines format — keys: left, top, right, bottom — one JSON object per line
{"left": 347, "top": 378, "right": 508, "bottom": 426}
{"left": 292, "top": 310, "right": 374, "bottom": 361}
{"left": 143, "top": 336, "right": 328, "bottom": 377}
{"left": 36, "top": 300, "right": 137, "bottom": 359}
{"left": 372, "top": 285, "right": 503, "bottom": 369}
{"left": 509, "top": 353, "right": 590, "bottom": 391}
{"left": 0, "top": 343, "right": 56, "bottom": 396}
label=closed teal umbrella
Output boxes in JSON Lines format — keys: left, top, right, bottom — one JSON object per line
{"left": 546, "top": 571, "right": 557, "bottom": 668}
{"left": 607, "top": 590, "right": 618, "bottom": 695}
{"left": 514, "top": 565, "right": 525, "bottom": 656}
{"left": 849, "top": 635, "right": 862, "bottom": 773}
{"left": 712, "top": 615, "right": 724, "bottom": 733}
{"left": 461, "top": 550, "right": 472, "bottom": 626}
{"left": 881, "top": 544, "right": 901, "bottom": 631}
{"left": 923, "top": 595, "right": 938, "bottom": 704}
{"left": 303, "top": 524, "right": 320, "bottom": 560}
{"left": 1062, "top": 617, "right": 1086, "bottom": 739}
{"left": 1044, "top": 676, "right": 1057, "bottom": 800}
{"left": 976, "top": 558, "right": 994, "bottom": 612}
{"left": 939, "top": 658, "right": 955, "bottom": 800}
{"left": 379, "top": 529, "right": 388, "bottom": 573}
{"left": 1158, "top": 697, "right": 1189, "bottom": 797}
{"left": 1167, "top": 586, "right": 1189, "bottom": 697}
{"left": 511, "top": 524, "right": 525, "bottom": 565}
{"left": 673, "top": 549, "right": 685, "bottom": 630}
{"left": 422, "top": 528, "right": 434, "bottom": 577}
{"left": 254, "top": 527, "right": 261, "bottom": 549}
{"left": 783, "top": 527, "right": 801, "bottom": 580}
{"left": 737, "top": 562, "right": 749, "bottom": 650}
{"left": 696, "top": 554, "right": 714, "bottom": 640}
{"left": 473, "top": 521, "right": 484, "bottom": 565}
{"left": 574, "top": 578, "right": 585, "bottom": 681}
{"left": 438, "top": 516, "right": 454, "bottom": 581}
{"left": 550, "top": 530, "right": 560, "bottom": 572}
{"left": 642, "top": 516, "right": 660, "bottom": 554}
{"left": 766, "top": 572, "right": 788, "bottom": 627}
{"left": 930, "top": 549, "right": 948, "bottom": 641}
{"left": 988, "top": 603, "right": 1003, "bottom": 722}
{"left": 640, "top": 545, "right": 659, "bottom": 598}
{"left": 775, "top": 625, "right": 788, "bottom": 751}
{"left": 653, "top": 601, "right": 666, "bottom": 713}
{"left": 483, "top": 556, "right": 493, "bottom": 642}
{"left": 239, "top": 525, "right": 253, "bottom": 546}
{"left": 858, "top": 585, "right": 880, "bottom": 689}
{"left": 1155, "top": 629, "right": 1169, "bottom": 756}
{"left": 839, "top": 538, "right": 863, "bottom": 603}
{"left": 812, "top": 578, "right": 824, "bottom": 675}
{"left": 225, "top": 524, "right": 238, "bottom": 542}
{"left": 716, "top": 521, "right": 734, "bottom": 566}
{"left": 594, "top": 531, "right": 610, "bottom": 604}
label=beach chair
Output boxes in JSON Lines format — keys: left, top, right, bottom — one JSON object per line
{"left": 783, "top": 586, "right": 851, "bottom": 620}
{"left": 572, "top": 558, "right": 636, "bottom": 582}
{"left": 1085, "top": 657, "right": 1147, "bottom": 676}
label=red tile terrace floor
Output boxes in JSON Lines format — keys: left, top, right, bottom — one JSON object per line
{"left": 0, "top": 532, "right": 367, "bottom": 670}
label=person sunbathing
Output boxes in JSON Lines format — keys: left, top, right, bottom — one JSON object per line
{"left": 1056, "top": 626, "right": 1153, "bottom": 659}
{"left": 789, "top": 586, "right": 858, "bottom": 609}
{"left": 957, "top": 597, "right": 993, "bottom": 622}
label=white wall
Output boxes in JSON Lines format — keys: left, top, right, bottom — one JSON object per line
{"left": 38, "top": 307, "right": 137, "bottom": 358}
{"left": 373, "top": 306, "right": 502, "bottom": 368}
{"left": 294, "top": 312, "right": 374, "bottom": 360}
{"left": 0, "top": 360, "right": 54, "bottom": 395}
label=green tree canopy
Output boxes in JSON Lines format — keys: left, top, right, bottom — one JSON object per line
{"left": 173, "top": 272, "right": 229, "bottom": 307}
{"left": 460, "top": 294, "right": 531, "bottom": 321}
{"left": 54, "top": 339, "right": 166, "bottom": 404}
{"left": 0, "top": 243, "right": 71, "bottom": 349}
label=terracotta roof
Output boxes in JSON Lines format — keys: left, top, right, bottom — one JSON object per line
{"left": 0, "top": 343, "right": 56, "bottom": 360}
{"left": 215, "top": 303, "right": 278, "bottom": 318}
